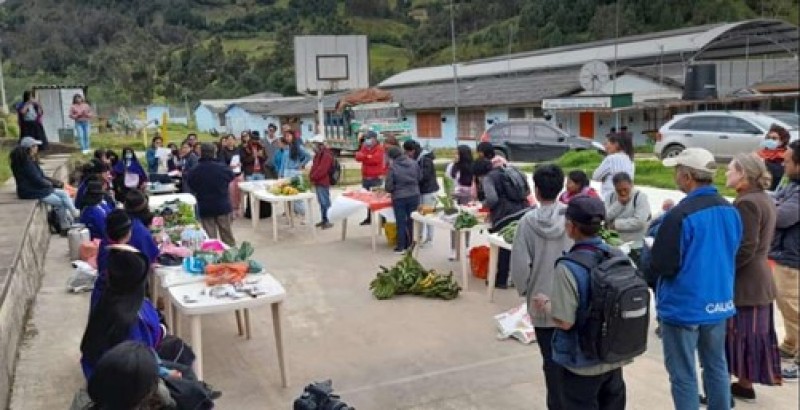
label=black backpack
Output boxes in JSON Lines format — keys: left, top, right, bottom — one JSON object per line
{"left": 557, "top": 244, "right": 650, "bottom": 363}
{"left": 329, "top": 154, "right": 342, "bottom": 186}
{"left": 498, "top": 166, "right": 530, "bottom": 203}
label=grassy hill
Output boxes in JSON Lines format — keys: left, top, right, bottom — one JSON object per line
{"left": 0, "top": 0, "right": 795, "bottom": 108}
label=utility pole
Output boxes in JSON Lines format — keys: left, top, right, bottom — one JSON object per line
{"left": 0, "top": 41, "right": 8, "bottom": 115}
{"left": 613, "top": 0, "right": 620, "bottom": 129}
{"left": 450, "top": 0, "right": 459, "bottom": 141}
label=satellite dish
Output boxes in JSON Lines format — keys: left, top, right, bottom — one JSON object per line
{"left": 579, "top": 60, "right": 611, "bottom": 94}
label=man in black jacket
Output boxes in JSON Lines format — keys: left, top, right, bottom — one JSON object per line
{"left": 404, "top": 140, "right": 439, "bottom": 247}
{"left": 186, "top": 143, "right": 236, "bottom": 246}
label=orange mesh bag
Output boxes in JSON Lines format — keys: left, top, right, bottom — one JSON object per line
{"left": 469, "top": 246, "right": 490, "bottom": 279}
{"left": 204, "top": 262, "right": 249, "bottom": 286}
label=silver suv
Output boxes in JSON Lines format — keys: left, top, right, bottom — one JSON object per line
{"left": 655, "top": 111, "right": 798, "bottom": 160}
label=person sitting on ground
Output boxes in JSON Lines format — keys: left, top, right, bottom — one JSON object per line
{"left": 604, "top": 172, "right": 651, "bottom": 264}
{"left": 757, "top": 124, "right": 792, "bottom": 191}
{"left": 354, "top": 131, "right": 385, "bottom": 225}
{"left": 186, "top": 143, "right": 236, "bottom": 246}
{"left": 592, "top": 133, "right": 635, "bottom": 200}
{"left": 510, "top": 164, "right": 573, "bottom": 410}
{"left": 551, "top": 195, "right": 630, "bottom": 410}
{"left": 385, "top": 146, "right": 421, "bottom": 254}
{"left": 308, "top": 135, "right": 335, "bottom": 229}
{"left": 80, "top": 180, "right": 114, "bottom": 241}
{"left": 559, "top": 170, "right": 600, "bottom": 204}
{"left": 10, "top": 136, "right": 80, "bottom": 223}
{"left": 112, "top": 147, "right": 148, "bottom": 199}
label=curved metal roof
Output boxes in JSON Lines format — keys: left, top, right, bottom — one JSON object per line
{"left": 379, "top": 19, "right": 798, "bottom": 88}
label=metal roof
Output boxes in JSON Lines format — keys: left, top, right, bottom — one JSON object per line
{"left": 753, "top": 60, "right": 800, "bottom": 90}
{"left": 379, "top": 19, "right": 798, "bottom": 88}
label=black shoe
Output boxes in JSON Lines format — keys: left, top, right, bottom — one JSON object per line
{"left": 360, "top": 219, "right": 371, "bottom": 226}
{"left": 315, "top": 222, "right": 325, "bottom": 228}
{"left": 700, "top": 394, "right": 735, "bottom": 407}
{"left": 321, "top": 222, "right": 333, "bottom": 230}
{"left": 495, "top": 282, "right": 508, "bottom": 289}
{"left": 655, "top": 325, "right": 662, "bottom": 339}
{"left": 202, "top": 382, "right": 222, "bottom": 400}
{"left": 731, "top": 383, "right": 755, "bottom": 401}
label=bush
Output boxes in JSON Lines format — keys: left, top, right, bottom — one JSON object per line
{"left": 555, "top": 150, "right": 603, "bottom": 169}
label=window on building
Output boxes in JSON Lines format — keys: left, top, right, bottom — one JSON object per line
{"left": 416, "top": 112, "right": 442, "bottom": 138}
{"left": 508, "top": 108, "right": 526, "bottom": 119}
{"left": 457, "top": 110, "right": 485, "bottom": 140}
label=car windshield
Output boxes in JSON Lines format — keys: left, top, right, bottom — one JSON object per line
{"left": 765, "top": 113, "right": 799, "bottom": 129}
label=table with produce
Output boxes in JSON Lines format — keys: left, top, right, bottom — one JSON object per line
{"left": 248, "top": 176, "right": 317, "bottom": 241}
{"left": 327, "top": 189, "right": 394, "bottom": 252}
{"left": 411, "top": 191, "right": 489, "bottom": 291}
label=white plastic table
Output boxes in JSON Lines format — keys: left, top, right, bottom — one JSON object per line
{"left": 249, "top": 190, "right": 316, "bottom": 241}
{"left": 411, "top": 212, "right": 488, "bottom": 291}
{"left": 165, "top": 274, "right": 288, "bottom": 386}
{"left": 146, "top": 183, "right": 178, "bottom": 195}
{"left": 486, "top": 233, "right": 513, "bottom": 302}
{"left": 148, "top": 193, "right": 197, "bottom": 210}
{"left": 237, "top": 180, "right": 279, "bottom": 216}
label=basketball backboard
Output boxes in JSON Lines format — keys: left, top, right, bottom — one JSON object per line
{"left": 294, "top": 35, "right": 369, "bottom": 94}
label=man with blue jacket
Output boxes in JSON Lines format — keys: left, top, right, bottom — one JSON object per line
{"left": 651, "top": 148, "right": 742, "bottom": 410}
{"left": 187, "top": 143, "right": 236, "bottom": 246}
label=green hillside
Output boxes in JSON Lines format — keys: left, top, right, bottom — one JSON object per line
{"left": 0, "top": 0, "right": 795, "bottom": 108}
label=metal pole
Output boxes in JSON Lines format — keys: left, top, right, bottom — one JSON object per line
{"left": 317, "top": 88, "right": 325, "bottom": 139}
{"left": 450, "top": 0, "right": 459, "bottom": 141}
{"left": 613, "top": 0, "right": 620, "bottom": 129}
{"left": 0, "top": 54, "right": 7, "bottom": 115}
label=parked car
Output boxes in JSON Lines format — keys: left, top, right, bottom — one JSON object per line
{"left": 480, "top": 120, "right": 604, "bottom": 162}
{"left": 655, "top": 111, "right": 799, "bottom": 160}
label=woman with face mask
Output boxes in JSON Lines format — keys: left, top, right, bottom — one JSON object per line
{"left": 112, "top": 147, "right": 148, "bottom": 199}
{"left": 757, "top": 124, "right": 791, "bottom": 191}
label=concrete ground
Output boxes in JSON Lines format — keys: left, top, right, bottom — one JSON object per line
{"left": 9, "top": 186, "right": 800, "bottom": 409}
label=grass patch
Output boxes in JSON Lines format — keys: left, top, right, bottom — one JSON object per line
{"left": 91, "top": 127, "right": 217, "bottom": 152}
{"left": 219, "top": 37, "right": 276, "bottom": 58}
{"left": 351, "top": 17, "right": 412, "bottom": 38}
{"left": 0, "top": 147, "right": 10, "bottom": 184}
{"left": 370, "top": 43, "right": 411, "bottom": 72}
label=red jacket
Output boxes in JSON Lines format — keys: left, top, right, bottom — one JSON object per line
{"left": 309, "top": 147, "right": 334, "bottom": 187}
{"left": 355, "top": 144, "right": 385, "bottom": 179}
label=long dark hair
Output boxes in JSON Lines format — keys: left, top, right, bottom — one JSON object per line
{"left": 87, "top": 341, "right": 160, "bottom": 410}
{"left": 124, "top": 189, "right": 154, "bottom": 227}
{"left": 9, "top": 146, "right": 32, "bottom": 169}
{"left": 286, "top": 131, "right": 302, "bottom": 161}
{"left": 451, "top": 145, "right": 474, "bottom": 186}
{"left": 22, "top": 90, "right": 32, "bottom": 102}
{"left": 608, "top": 134, "right": 634, "bottom": 160}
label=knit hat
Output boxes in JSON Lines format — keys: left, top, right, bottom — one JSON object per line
{"left": 105, "top": 210, "right": 132, "bottom": 242}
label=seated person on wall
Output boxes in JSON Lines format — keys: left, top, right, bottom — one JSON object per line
{"left": 79, "top": 180, "right": 114, "bottom": 240}
{"left": 9, "top": 136, "right": 80, "bottom": 226}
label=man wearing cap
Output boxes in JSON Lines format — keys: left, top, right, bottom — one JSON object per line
{"left": 650, "top": 148, "right": 742, "bottom": 409}
{"left": 354, "top": 130, "right": 385, "bottom": 225}
{"left": 308, "top": 135, "right": 335, "bottom": 229}
{"left": 186, "top": 143, "right": 236, "bottom": 246}
{"left": 550, "top": 195, "right": 629, "bottom": 410}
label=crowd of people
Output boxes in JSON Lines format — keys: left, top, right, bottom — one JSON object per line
{"left": 6, "top": 110, "right": 799, "bottom": 409}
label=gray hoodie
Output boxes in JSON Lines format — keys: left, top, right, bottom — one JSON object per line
{"left": 385, "top": 155, "right": 422, "bottom": 199}
{"left": 510, "top": 202, "right": 573, "bottom": 328}
{"left": 604, "top": 188, "right": 651, "bottom": 246}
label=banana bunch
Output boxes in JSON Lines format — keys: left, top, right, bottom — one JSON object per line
{"left": 369, "top": 249, "right": 461, "bottom": 301}
{"left": 369, "top": 268, "right": 398, "bottom": 300}
{"left": 281, "top": 186, "right": 300, "bottom": 196}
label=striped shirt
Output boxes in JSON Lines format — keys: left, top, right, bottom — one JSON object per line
{"left": 592, "top": 152, "right": 635, "bottom": 199}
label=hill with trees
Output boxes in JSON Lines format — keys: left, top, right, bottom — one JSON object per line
{"left": 0, "top": 0, "right": 795, "bottom": 108}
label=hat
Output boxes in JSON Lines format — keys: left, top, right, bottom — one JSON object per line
{"left": 365, "top": 130, "right": 378, "bottom": 140}
{"left": 662, "top": 148, "right": 717, "bottom": 173}
{"left": 20, "top": 136, "right": 42, "bottom": 149}
{"left": 105, "top": 209, "right": 132, "bottom": 241}
{"left": 308, "top": 134, "right": 325, "bottom": 144}
{"left": 106, "top": 245, "right": 148, "bottom": 291}
{"left": 124, "top": 190, "right": 149, "bottom": 213}
{"left": 565, "top": 195, "right": 606, "bottom": 226}
{"left": 86, "top": 180, "right": 105, "bottom": 196}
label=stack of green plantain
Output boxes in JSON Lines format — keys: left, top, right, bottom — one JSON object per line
{"left": 499, "top": 220, "right": 519, "bottom": 244}
{"left": 370, "top": 249, "right": 461, "bottom": 300}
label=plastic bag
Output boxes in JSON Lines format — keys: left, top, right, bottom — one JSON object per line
{"left": 67, "top": 260, "right": 98, "bottom": 293}
{"left": 494, "top": 303, "right": 536, "bottom": 344}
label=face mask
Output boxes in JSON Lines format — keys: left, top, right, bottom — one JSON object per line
{"left": 125, "top": 153, "right": 133, "bottom": 160}
{"left": 760, "top": 139, "right": 779, "bottom": 150}
{"left": 364, "top": 139, "right": 376, "bottom": 147}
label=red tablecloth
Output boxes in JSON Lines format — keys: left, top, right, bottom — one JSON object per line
{"left": 343, "top": 191, "right": 393, "bottom": 211}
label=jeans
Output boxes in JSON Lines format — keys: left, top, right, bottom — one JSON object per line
{"left": 315, "top": 186, "right": 331, "bottom": 223}
{"left": 419, "top": 192, "right": 437, "bottom": 243}
{"left": 362, "top": 178, "right": 383, "bottom": 222}
{"left": 75, "top": 121, "right": 91, "bottom": 151}
{"left": 661, "top": 321, "right": 730, "bottom": 410}
{"left": 496, "top": 248, "right": 511, "bottom": 286}
{"left": 245, "top": 173, "right": 265, "bottom": 182}
{"left": 392, "top": 195, "right": 419, "bottom": 250}
{"left": 560, "top": 367, "right": 626, "bottom": 410}
{"left": 535, "top": 327, "right": 564, "bottom": 410}
{"left": 41, "top": 189, "right": 78, "bottom": 213}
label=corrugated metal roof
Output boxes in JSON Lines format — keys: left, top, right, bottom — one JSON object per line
{"left": 379, "top": 19, "right": 798, "bottom": 88}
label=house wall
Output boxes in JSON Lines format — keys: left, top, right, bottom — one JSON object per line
{"left": 147, "top": 105, "right": 188, "bottom": 126}
{"left": 555, "top": 110, "right": 656, "bottom": 146}
{"left": 194, "top": 106, "right": 219, "bottom": 132}
{"left": 407, "top": 108, "right": 509, "bottom": 148}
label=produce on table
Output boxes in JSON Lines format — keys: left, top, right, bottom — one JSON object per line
{"left": 218, "top": 241, "right": 255, "bottom": 263}
{"left": 369, "top": 250, "right": 461, "bottom": 300}
{"left": 197, "top": 241, "right": 262, "bottom": 285}
{"left": 499, "top": 220, "right": 519, "bottom": 244}
{"left": 453, "top": 211, "right": 479, "bottom": 229}
{"left": 269, "top": 176, "right": 309, "bottom": 196}
{"left": 154, "top": 200, "right": 196, "bottom": 228}
{"left": 599, "top": 226, "right": 623, "bottom": 246}
{"left": 436, "top": 194, "right": 458, "bottom": 215}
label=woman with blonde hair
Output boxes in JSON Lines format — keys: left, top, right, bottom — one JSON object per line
{"left": 723, "top": 152, "right": 782, "bottom": 402}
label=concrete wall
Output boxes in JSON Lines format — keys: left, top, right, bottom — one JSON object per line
{"left": 195, "top": 105, "right": 220, "bottom": 132}
{"left": 0, "top": 157, "right": 69, "bottom": 409}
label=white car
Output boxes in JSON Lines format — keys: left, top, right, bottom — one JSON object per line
{"left": 655, "top": 111, "right": 799, "bottom": 160}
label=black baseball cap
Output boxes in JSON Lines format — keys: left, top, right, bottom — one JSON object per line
{"left": 565, "top": 195, "right": 606, "bottom": 225}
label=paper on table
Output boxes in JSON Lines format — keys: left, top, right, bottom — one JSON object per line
{"left": 230, "top": 154, "right": 241, "bottom": 174}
